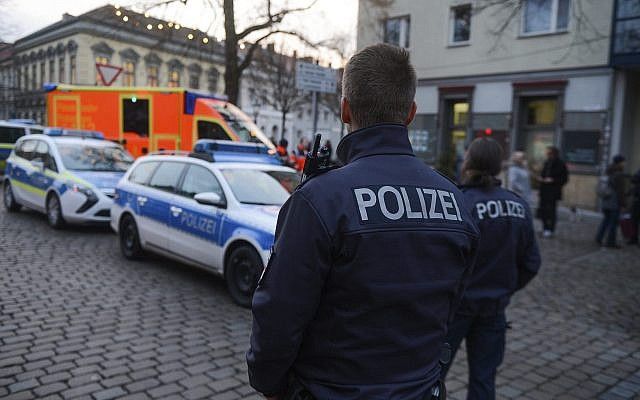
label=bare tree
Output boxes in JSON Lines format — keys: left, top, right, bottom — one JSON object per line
{"left": 248, "top": 45, "right": 307, "bottom": 140}
{"left": 473, "top": 0, "right": 609, "bottom": 60}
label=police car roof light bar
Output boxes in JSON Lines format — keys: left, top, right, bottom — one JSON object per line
{"left": 149, "top": 150, "right": 192, "bottom": 157}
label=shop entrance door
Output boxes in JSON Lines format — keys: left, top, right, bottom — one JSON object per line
{"left": 518, "top": 97, "right": 558, "bottom": 174}
{"left": 443, "top": 100, "right": 469, "bottom": 177}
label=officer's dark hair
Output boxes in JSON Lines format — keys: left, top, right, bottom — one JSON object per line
{"left": 342, "top": 43, "right": 416, "bottom": 128}
{"left": 461, "top": 138, "right": 504, "bottom": 188}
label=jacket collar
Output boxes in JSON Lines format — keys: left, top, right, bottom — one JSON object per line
{"left": 336, "top": 123, "right": 415, "bottom": 165}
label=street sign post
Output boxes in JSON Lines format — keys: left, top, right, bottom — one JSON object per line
{"left": 296, "top": 62, "right": 338, "bottom": 134}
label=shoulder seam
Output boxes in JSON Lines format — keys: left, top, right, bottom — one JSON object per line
{"left": 296, "top": 190, "right": 333, "bottom": 244}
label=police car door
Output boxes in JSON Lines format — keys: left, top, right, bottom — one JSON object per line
{"left": 141, "top": 161, "right": 188, "bottom": 250}
{"left": 12, "top": 139, "right": 42, "bottom": 208}
{"left": 30, "top": 140, "right": 56, "bottom": 210}
{"left": 168, "top": 163, "right": 224, "bottom": 271}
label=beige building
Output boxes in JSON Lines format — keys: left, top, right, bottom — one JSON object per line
{"left": 358, "top": 0, "right": 640, "bottom": 209}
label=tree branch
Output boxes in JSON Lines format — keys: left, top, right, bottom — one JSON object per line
{"left": 237, "top": 0, "right": 318, "bottom": 39}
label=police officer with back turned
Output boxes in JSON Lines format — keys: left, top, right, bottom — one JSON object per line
{"left": 441, "top": 138, "right": 541, "bottom": 400}
{"left": 247, "top": 44, "right": 480, "bottom": 400}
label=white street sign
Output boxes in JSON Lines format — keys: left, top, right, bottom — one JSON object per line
{"left": 296, "top": 62, "right": 337, "bottom": 93}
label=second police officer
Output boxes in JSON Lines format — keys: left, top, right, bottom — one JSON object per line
{"left": 247, "top": 44, "right": 480, "bottom": 399}
{"left": 441, "top": 138, "right": 542, "bottom": 400}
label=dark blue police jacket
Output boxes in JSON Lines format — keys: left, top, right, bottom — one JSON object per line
{"left": 457, "top": 183, "right": 541, "bottom": 316}
{"left": 247, "top": 123, "right": 479, "bottom": 400}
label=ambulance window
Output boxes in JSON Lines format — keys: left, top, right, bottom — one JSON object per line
{"left": 179, "top": 164, "right": 225, "bottom": 200}
{"left": 129, "top": 161, "right": 159, "bottom": 185}
{"left": 123, "top": 98, "right": 150, "bottom": 137}
{"left": 0, "top": 126, "right": 25, "bottom": 144}
{"left": 148, "top": 162, "right": 186, "bottom": 193}
{"left": 197, "top": 120, "right": 230, "bottom": 141}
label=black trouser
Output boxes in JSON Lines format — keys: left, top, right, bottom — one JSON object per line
{"left": 539, "top": 199, "right": 558, "bottom": 232}
{"left": 629, "top": 202, "right": 640, "bottom": 243}
{"left": 596, "top": 209, "right": 620, "bottom": 246}
{"left": 441, "top": 313, "right": 506, "bottom": 400}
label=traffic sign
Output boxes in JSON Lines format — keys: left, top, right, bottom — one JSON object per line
{"left": 96, "top": 63, "right": 123, "bottom": 86}
{"left": 295, "top": 62, "right": 337, "bottom": 93}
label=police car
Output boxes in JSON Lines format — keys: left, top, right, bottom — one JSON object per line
{"left": 0, "top": 120, "right": 45, "bottom": 174}
{"left": 110, "top": 148, "right": 299, "bottom": 307}
{"left": 2, "top": 133, "right": 133, "bottom": 228}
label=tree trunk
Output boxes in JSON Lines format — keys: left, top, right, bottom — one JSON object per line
{"left": 223, "top": 0, "right": 240, "bottom": 104}
{"left": 281, "top": 110, "right": 287, "bottom": 141}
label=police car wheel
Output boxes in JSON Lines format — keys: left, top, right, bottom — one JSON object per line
{"left": 3, "top": 182, "right": 21, "bottom": 212}
{"left": 46, "top": 193, "right": 65, "bottom": 229}
{"left": 119, "top": 214, "right": 144, "bottom": 260}
{"left": 225, "top": 246, "right": 263, "bottom": 308}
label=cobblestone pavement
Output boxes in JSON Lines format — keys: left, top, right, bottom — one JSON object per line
{"left": 1, "top": 206, "right": 639, "bottom": 400}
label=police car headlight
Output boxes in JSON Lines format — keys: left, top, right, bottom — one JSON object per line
{"left": 69, "top": 182, "right": 97, "bottom": 200}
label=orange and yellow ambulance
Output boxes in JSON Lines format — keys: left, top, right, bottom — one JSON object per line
{"left": 45, "top": 84, "right": 273, "bottom": 157}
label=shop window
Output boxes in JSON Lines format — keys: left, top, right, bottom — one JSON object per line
{"left": 384, "top": 16, "right": 410, "bottom": 48}
{"left": 522, "top": 0, "right": 570, "bottom": 35}
{"left": 123, "top": 61, "right": 135, "bottom": 86}
{"left": 147, "top": 65, "right": 159, "bottom": 87}
{"left": 450, "top": 4, "right": 472, "bottom": 44}
{"left": 122, "top": 97, "right": 149, "bottom": 137}
{"left": 197, "top": 120, "right": 230, "bottom": 140}
{"left": 519, "top": 97, "right": 558, "bottom": 172}
{"left": 168, "top": 69, "right": 180, "bottom": 87}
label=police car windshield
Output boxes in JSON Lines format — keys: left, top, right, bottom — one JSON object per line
{"left": 57, "top": 143, "right": 134, "bottom": 172}
{"left": 221, "top": 169, "right": 294, "bottom": 206}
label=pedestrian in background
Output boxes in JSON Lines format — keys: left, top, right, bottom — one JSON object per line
{"left": 537, "top": 146, "right": 568, "bottom": 238}
{"left": 508, "top": 151, "right": 532, "bottom": 204}
{"left": 628, "top": 168, "right": 640, "bottom": 245}
{"left": 247, "top": 43, "right": 479, "bottom": 400}
{"left": 596, "top": 155, "right": 627, "bottom": 248}
{"left": 442, "top": 137, "right": 541, "bottom": 400}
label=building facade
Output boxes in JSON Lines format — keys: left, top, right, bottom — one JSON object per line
{"left": 358, "top": 0, "right": 638, "bottom": 209}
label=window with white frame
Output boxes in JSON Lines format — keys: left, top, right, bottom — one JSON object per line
{"left": 450, "top": 4, "right": 472, "bottom": 44}
{"left": 522, "top": 0, "right": 570, "bottom": 35}
{"left": 384, "top": 16, "right": 410, "bottom": 48}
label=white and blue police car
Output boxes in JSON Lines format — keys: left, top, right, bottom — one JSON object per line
{"left": 2, "top": 133, "right": 133, "bottom": 228}
{"left": 110, "top": 145, "right": 299, "bottom": 307}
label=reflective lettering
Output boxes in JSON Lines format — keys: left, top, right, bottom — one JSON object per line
{"left": 401, "top": 187, "right": 422, "bottom": 219}
{"left": 378, "top": 186, "right": 404, "bottom": 220}
{"left": 476, "top": 202, "right": 488, "bottom": 220}
{"left": 475, "top": 199, "right": 526, "bottom": 220}
{"left": 423, "top": 189, "right": 443, "bottom": 219}
{"left": 438, "top": 190, "right": 459, "bottom": 221}
{"left": 416, "top": 187, "right": 429, "bottom": 219}
{"left": 354, "top": 188, "right": 377, "bottom": 221}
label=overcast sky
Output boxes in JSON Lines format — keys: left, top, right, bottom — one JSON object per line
{"left": 0, "top": 0, "right": 358, "bottom": 65}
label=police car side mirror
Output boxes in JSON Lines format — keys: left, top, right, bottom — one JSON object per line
{"left": 31, "top": 159, "right": 44, "bottom": 172}
{"left": 194, "top": 192, "right": 226, "bottom": 208}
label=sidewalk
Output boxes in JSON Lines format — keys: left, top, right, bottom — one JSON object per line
{"left": 445, "top": 214, "right": 640, "bottom": 399}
